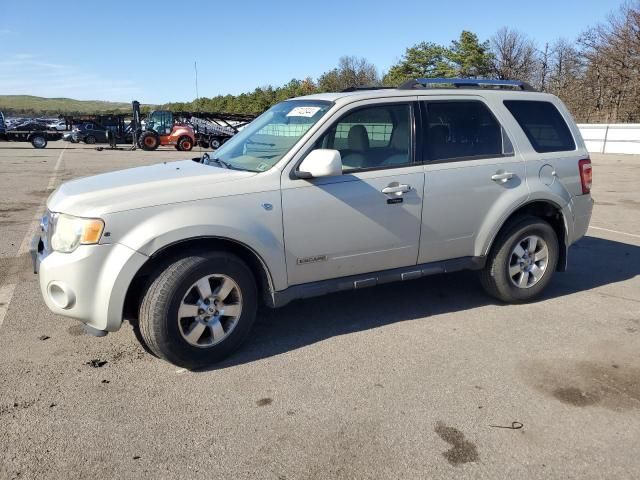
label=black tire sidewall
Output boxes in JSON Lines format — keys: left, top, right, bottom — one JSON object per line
{"left": 492, "top": 219, "right": 559, "bottom": 302}
{"left": 178, "top": 136, "right": 193, "bottom": 151}
{"left": 85, "top": 135, "right": 96, "bottom": 144}
{"left": 31, "top": 135, "right": 47, "bottom": 148}
{"left": 153, "top": 255, "right": 257, "bottom": 368}
{"left": 141, "top": 132, "right": 158, "bottom": 150}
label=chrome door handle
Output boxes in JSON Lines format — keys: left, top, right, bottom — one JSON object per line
{"left": 491, "top": 171, "right": 514, "bottom": 183}
{"left": 382, "top": 184, "right": 411, "bottom": 195}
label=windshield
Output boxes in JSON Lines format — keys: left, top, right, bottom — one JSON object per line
{"left": 210, "top": 100, "right": 332, "bottom": 172}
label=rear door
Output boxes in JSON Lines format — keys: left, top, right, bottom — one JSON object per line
{"left": 417, "top": 97, "right": 528, "bottom": 263}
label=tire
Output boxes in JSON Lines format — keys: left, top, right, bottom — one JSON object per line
{"left": 177, "top": 136, "right": 193, "bottom": 152}
{"left": 479, "top": 215, "right": 559, "bottom": 303}
{"left": 209, "top": 138, "right": 221, "bottom": 149}
{"left": 84, "top": 135, "right": 96, "bottom": 144}
{"left": 140, "top": 131, "right": 159, "bottom": 151}
{"left": 31, "top": 134, "right": 47, "bottom": 149}
{"left": 138, "top": 252, "right": 258, "bottom": 369}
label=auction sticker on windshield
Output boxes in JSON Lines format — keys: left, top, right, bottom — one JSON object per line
{"left": 286, "top": 106, "right": 321, "bottom": 117}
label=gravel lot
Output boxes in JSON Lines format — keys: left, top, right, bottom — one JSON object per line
{"left": 0, "top": 142, "right": 639, "bottom": 479}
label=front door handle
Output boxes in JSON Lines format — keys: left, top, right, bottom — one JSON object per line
{"left": 382, "top": 183, "right": 411, "bottom": 195}
{"left": 491, "top": 171, "right": 514, "bottom": 183}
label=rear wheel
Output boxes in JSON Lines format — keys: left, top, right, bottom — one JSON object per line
{"left": 480, "top": 216, "right": 559, "bottom": 303}
{"left": 177, "top": 136, "right": 193, "bottom": 151}
{"left": 138, "top": 252, "right": 257, "bottom": 369}
{"left": 30, "top": 134, "right": 47, "bottom": 149}
{"left": 140, "top": 131, "right": 160, "bottom": 151}
{"left": 84, "top": 135, "right": 96, "bottom": 144}
{"left": 209, "top": 138, "right": 221, "bottom": 149}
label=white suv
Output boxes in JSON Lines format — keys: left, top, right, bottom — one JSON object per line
{"left": 32, "top": 78, "right": 593, "bottom": 368}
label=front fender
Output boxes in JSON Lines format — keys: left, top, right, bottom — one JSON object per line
{"left": 101, "top": 194, "right": 287, "bottom": 290}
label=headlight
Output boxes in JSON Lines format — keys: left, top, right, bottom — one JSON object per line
{"left": 50, "top": 214, "right": 105, "bottom": 253}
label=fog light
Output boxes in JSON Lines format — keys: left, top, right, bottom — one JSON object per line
{"left": 48, "top": 282, "right": 76, "bottom": 309}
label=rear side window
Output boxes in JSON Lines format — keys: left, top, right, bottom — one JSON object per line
{"left": 503, "top": 100, "right": 575, "bottom": 153}
{"left": 421, "top": 101, "right": 509, "bottom": 162}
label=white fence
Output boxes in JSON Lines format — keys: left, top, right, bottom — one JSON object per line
{"left": 578, "top": 124, "right": 640, "bottom": 155}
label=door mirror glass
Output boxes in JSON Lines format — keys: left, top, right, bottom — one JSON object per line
{"left": 297, "top": 149, "right": 343, "bottom": 179}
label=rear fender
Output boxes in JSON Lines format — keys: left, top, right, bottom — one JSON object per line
{"left": 170, "top": 126, "right": 195, "bottom": 142}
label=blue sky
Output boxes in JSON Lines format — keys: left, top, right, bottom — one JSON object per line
{"left": 0, "top": 0, "right": 620, "bottom": 104}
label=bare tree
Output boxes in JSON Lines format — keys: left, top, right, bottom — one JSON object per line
{"left": 536, "top": 42, "right": 551, "bottom": 92}
{"left": 578, "top": 2, "right": 640, "bottom": 122}
{"left": 317, "top": 56, "right": 380, "bottom": 92}
{"left": 490, "top": 27, "right": 538, "bottom": 82}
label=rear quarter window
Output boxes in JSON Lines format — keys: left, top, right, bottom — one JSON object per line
{"left": 503, "top": 100, "right": 575, "bottom": 153}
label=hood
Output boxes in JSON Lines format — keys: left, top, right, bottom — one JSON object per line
{"left": 47, "top": 159, "right": 257, "bottom": 217}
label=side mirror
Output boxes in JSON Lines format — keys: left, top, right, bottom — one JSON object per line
{"left": 296, "top": 149, "right": 343, "bottom": 179}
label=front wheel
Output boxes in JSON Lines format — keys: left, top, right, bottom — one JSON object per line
{"left": 140, "top": 131, "right": 160, "bottom": 151}
{"left": 479, "top": 216, "right": 559, "bottom": 303}
{"left": 138, "top": 252, "right": 257, "bottom": 369}
{"left": 84, "top": 135, "right": 96, "bottom": 144}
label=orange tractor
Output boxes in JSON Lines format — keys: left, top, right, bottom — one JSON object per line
{"left": 138, "top": 110, "right": 195, "bottom": 151}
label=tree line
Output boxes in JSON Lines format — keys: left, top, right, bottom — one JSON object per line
{"left": 165, "top": 1, "right": 640, "bottom": 123}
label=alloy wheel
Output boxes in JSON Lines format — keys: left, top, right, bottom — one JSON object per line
{"left": 508, "top": 235, "right": 549, "bottom": 289}
{"left": 177, "top": 274, "right": 243, "bottom": 348}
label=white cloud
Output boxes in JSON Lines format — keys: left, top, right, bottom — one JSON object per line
{"left": 0, "top": 54, "right": 140, "bottom": 101}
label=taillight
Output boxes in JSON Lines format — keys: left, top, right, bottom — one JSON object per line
{"left": 578, "top": 158, "right": 592, "bottom": 194}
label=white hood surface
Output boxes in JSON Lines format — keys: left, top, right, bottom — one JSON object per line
{"left": 47, "top": 160, "right": 257, "bottom": 217}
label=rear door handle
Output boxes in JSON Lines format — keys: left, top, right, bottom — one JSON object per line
{"left": 382, "top": 184, "right": 411, "bottom": 195}
{"left": 491, "top": 171, "right": 514, "bottom": 183}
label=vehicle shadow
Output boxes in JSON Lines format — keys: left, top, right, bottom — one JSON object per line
{"left": 197, "top": 236, "right": 640, "bottom": 372}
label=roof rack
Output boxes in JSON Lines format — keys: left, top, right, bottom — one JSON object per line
{"left": 398, "top": 78, "right": 537, "bottom": 92}
{"left": 341, "top": 86, "right": 396, "bottom": 92}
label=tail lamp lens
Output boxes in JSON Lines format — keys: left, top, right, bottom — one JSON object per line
{"left": 579, "top": 159, "right": 592, "bottom": 194}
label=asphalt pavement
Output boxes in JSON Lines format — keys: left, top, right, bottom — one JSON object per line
{"left": 0, "top": 142, "right": 639, "bottom": 479}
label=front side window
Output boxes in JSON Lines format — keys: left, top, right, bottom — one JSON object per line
{"left": 316, "top": 103, "right": 412, "bottom": 171}
{"left": 212, "top": 100, "right": 332, "bottom": 172}
{"left": 504, "top": 100, "right": 576, "bottom": 153}
{"left": 422, "top": 101, "right": 507, "bottom": 162}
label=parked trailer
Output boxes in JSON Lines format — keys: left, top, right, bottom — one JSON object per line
{"left": 134, "top": 103, "right": 256, "bottom": 152}
{"left": 177, "top": 112, "right": 256, "bottom": 149}
{"left": 0, "top": 124, "right": 63, "bottom": 148}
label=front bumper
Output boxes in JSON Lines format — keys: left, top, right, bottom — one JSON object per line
{"left": 31, "top": 234, "right": 148, "bottom": 332}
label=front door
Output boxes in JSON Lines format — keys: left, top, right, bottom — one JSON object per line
{"left": 281, "top": 101, "right": 425, "bottom": 286}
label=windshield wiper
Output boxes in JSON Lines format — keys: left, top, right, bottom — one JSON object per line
{"left": 201, "top": 153, "right": 231, "bottom": 169}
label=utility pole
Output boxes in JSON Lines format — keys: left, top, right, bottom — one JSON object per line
{"left": 194, "top": 61, "right": 200, "bottom": 110}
